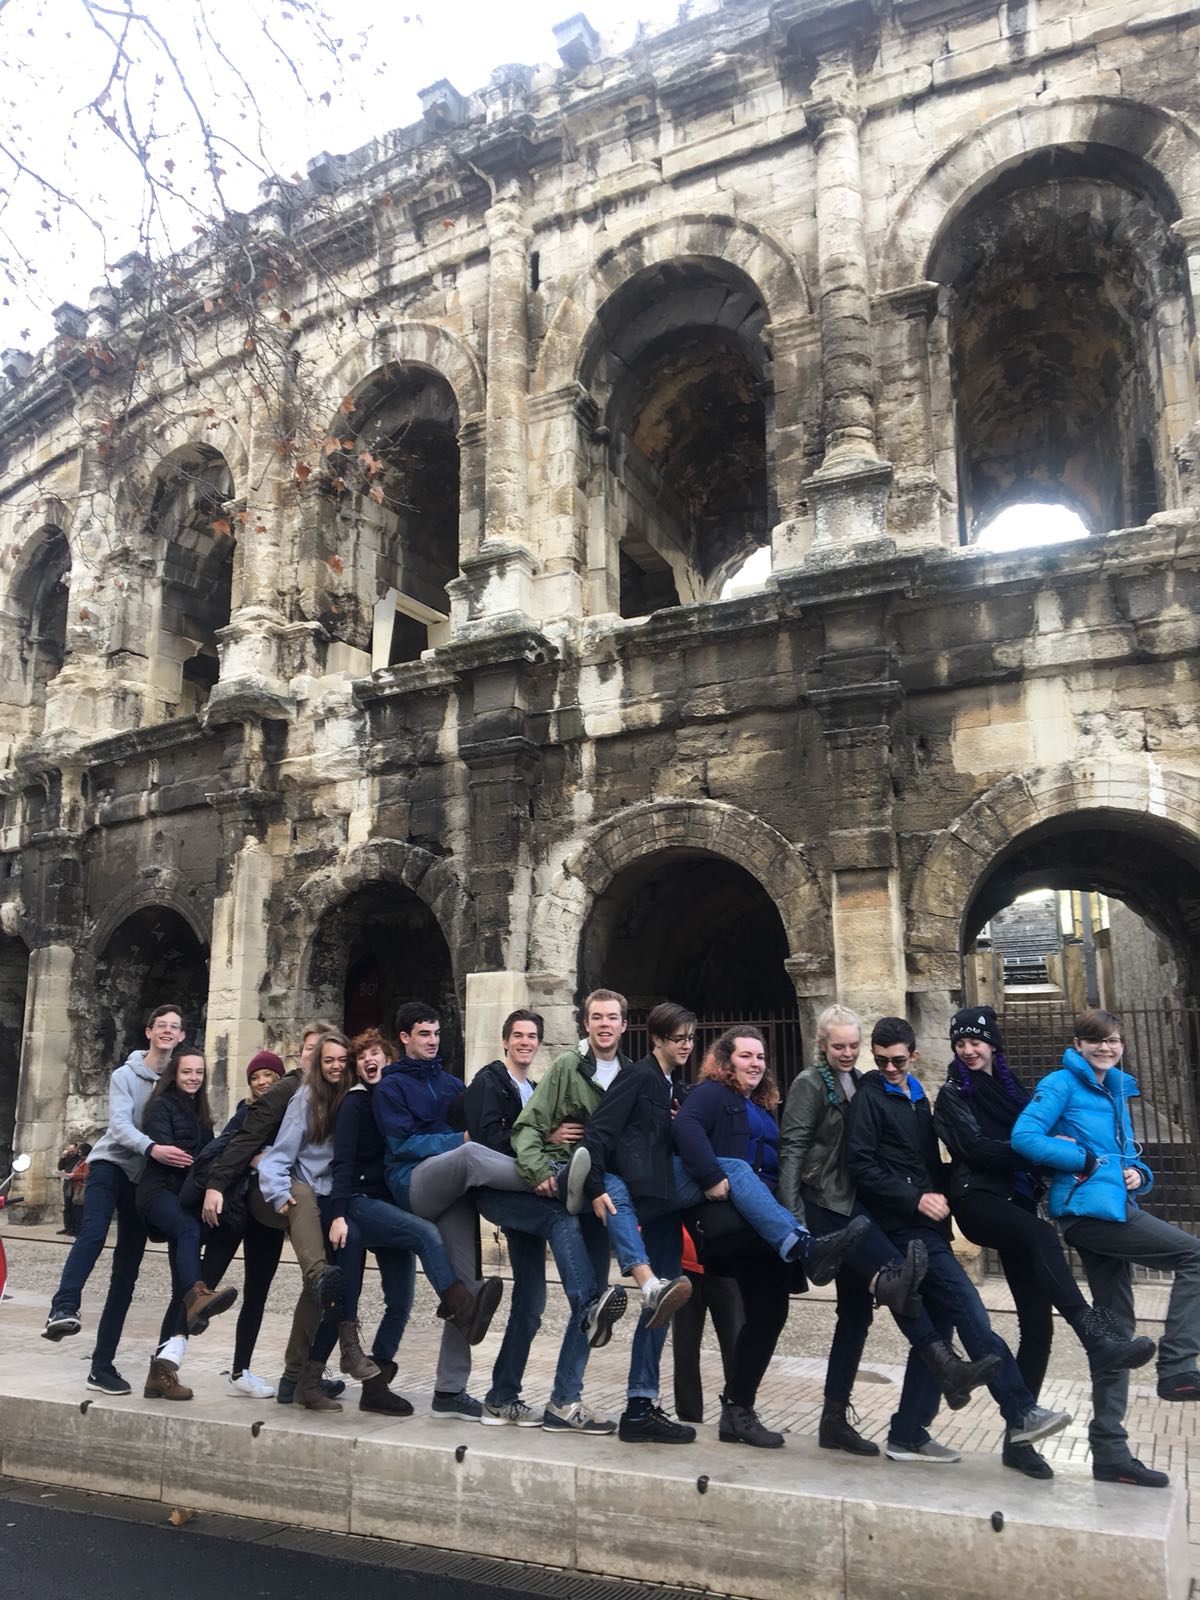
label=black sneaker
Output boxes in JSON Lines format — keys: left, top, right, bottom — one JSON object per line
{"left": 432, "top": 1388, "right": 484, "bottom": 1420}
{"left": 43, "top": 1308, "right": 81, "bottom": 1341}
{"left": 1093, "top": 1457, "right": 1169, "bottom": 1488}
{"left": 86, "top": 1367, "right": 131, "bottom": 1396}
{"left": 311, "top": 1264, "right": 344, "bottom": 1325}
{"left": 803, "top": 1216, "right": 872, "bottom": 1285}
{"left": 618, "top": 1401, "right": 696, "bottom": 1444}
{"left": 1156, "top": 1369, "right": 1200, "bottom": 1401}
{"left": 276, "top": 1371, "right": 345, "bottom": 1405}
{"left": 1002, "top": 1436, "right": 1053, "bottom": 1479}
{"left": 583, "top": 1285, "right": 627, "bottom": 1348}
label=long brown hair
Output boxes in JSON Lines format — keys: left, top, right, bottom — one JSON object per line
{"left": 305, "top": 1028, "right": 353, "bottom": 1143}
{"left": 700, "top": 1026, "right": 781, "bottom": 1111}
{"left": 147, "top": 1044, "right": 214, "bottom": 1136}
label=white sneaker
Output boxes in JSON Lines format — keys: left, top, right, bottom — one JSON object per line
{"left": 228, "top": 1369, "right": 277, "bottom": 1399}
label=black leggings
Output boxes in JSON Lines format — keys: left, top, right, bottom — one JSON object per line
{"left": 952, "top": 1189, "right": 1087, "bottom": 1399}
{"left": 672, "top": 1268, "right": 745, "bottom": 1421}
{"left": 707, "top": 1247, "right": 791, "bottom": 1410}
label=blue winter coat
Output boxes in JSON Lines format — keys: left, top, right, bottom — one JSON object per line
{"left": 373, "top": 1057, "right": 465, "bottom": 1208}
{"left": 1010, "top": 1047, "right": 1154, "bottom": 1223}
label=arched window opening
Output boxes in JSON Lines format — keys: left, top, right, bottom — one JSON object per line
{"left": 147, "top": 448, "right": 235, "bottom": 717}
{"left": 719, "top": 544, "right": 773, "bottom": 599}
{"left": 93, "top": 907, "right": 209, "bottom": 1074}
{"left": 582, "top": 259, "right": 773, "bottom": 613}
{"left": 306, "top": 883, "right": 461, "bottom": 1068}
{"left": 15, "top": 527, "right": 71, "bottom": 713}
{"left": 319, "top": 366, "right": 461, "bottom": 666}
{"left": 930, "top": 153, "right": 1183, "bottom": 543}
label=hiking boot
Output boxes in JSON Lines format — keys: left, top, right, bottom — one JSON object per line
{"left": 618, "top": 1400, "right": 696, "bottom": 1444}
{"left": 641, "top": 1275, "right": 691, "bottom": 1330}
{"left": 1009, "top": 1405, "right": 1071, "bottom": 1446}
{"left": 885, "top": 1436, "right": 961, "bottom": 1463}
{"left": 481, "top": 1397, "right": 542, "bottom": 1427}
{"left": 543, "top": 1399, "right": 617, "bottom": 1434}
{"left": 183, "top": 1279, "right": 238, "bottom": 1336}
{"left": 718, "top": 1401, "right": 784, "bottom": 1449}
{"left": 43, "top": 1307, "right": 81, "bottom": 1341}
{"left": 803, "top": 1216, "right": 872, "bottom": 1285}
{"left": 873, "top": 1240, "right": 927, "bottom": 1318}
{"left": 1075, "top": 1305, "right": 1156, "bottom": 1378}
{"left": 437, "top": 1278, "right": 504, "bottom": 1345}
{"left": 336, "top": 1321, "right": 380, "bottom": 1382}
{"left": 819, "top": 1400, "right": 880, "bottom": 1456}
{"left": 295, "top": 1358, "right": 343, "bottom": 1412}
{"left": 276, "top": 1371, "right": 344, "bottom": 1405}
{"left": 359, "top": 1371, "right": 414, "bottom": 1416}
{"left": 144, "top": 1358, "right": 193, "bottom": 1402}
{"left": 917, "top": 1339, "right": 1001, "bottom": 1410}
{"left": 311, "top": 1264, "right": 344, "bottom": 1325}
{"left": 1093, "top": 1457, "right": 1169, "bottom": 1488}
{"left": 582, "top": 1284, "right": 627, "bottom": 1348}
{"left": 561, "top": 1145, "right": 591, "bottom": 1216}
{"left": 1002, "top": 1436, "right": 1053, "bottom": 1478}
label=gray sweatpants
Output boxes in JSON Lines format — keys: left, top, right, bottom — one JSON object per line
{"left": 408, "top": 1143, "right": 529, "bottom": 1393}
{"left": 1065, "top": 1207, "right": 1200, "bottom": 1466}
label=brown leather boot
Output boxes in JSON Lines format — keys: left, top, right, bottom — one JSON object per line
{"left": 436, "top": 1279, "right": 504, "bottom": 1345}
{"left": 184, "top": 1280, "right": 238, "bottom": 1336}
{"left": 337, "top": 1321, "right": 380, "bottom": 1382}
{"left": 144, "top": 1358, "right": 193, "bottom": 1402}
{"left": 295, "top": 1358, "right": 342, "bottom": 1412}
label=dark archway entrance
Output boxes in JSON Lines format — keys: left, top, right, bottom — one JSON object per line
{"left": 0, "top": 936, "right": 28, "bottom": 1176}
{"left": 94, "top": 907, "right": 209, "bottom": 1071}
{"left": 579, "top": 849, "right": 801, "bottom": 1084}
{"left": 306, "top": 885, "right": 460, "bottom": 1069}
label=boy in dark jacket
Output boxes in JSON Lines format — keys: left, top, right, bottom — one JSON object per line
{"left": 467, "top": 1009, "right": 626, "bottom": 1432}
{"left": 846, "top": 1016, "right": 1072, "bottom": 1469}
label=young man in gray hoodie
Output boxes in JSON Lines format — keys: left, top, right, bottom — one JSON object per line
{"left": 43, "top": 1004, "right": 190, "bottom": 1393}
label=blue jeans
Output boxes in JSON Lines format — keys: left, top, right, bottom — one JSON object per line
{"left": 315, "top": 1201, "right": 420, "bottom": 1366}
{"left": 347, "top": 1195, "right": 456, "bottom": 1298}
{"left": 373, "top": 1248, "right": 415, "bottom": 1363}
{"left": 626, "top": 1214, "right": 683, "bottom": 1400}
{"left": 50, "top": 1158, "right": 148, "bottom": 1370}
{"left": 476, "top": 1189, "right": 611, "bottom": 1406}
{"left": 602, "top": 1159, "right": 805, "bottom": 1274}
{"left": 889, "top": 1225, "right": 1036, "bottom": 1432}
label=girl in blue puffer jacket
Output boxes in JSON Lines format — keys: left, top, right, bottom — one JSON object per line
{"left": 1012, "top": 1007, "right": 1200, "bottom": 1489}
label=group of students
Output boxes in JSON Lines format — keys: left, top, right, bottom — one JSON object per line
{"left": 38, "top": 989, "right": 1200, "bottom": 1485}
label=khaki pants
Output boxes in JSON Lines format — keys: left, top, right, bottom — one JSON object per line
{"left": 249, "top": 1179, "right": 326, "bottom": 1381}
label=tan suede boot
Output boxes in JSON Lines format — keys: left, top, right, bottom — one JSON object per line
{"left": 336, "top": 1320, "right": 380, "bottom": 1382}
{"left": 143, "top": 1358, "right": 193, "bottom": 1401}
{"left": 436, "top": 1279, "right": 504, "bottom": 1345}
{"left": 295, "top": 1358, "right": 343, "bottom": 1411}
{"left": 184, "top": 1280, "right": 238, "bottom": 1336}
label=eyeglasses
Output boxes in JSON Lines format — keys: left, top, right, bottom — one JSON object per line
{"left": 873, "top": 1053, "right": 910, "bottom": 1069}
{"left": 1084, "top": 1037, "right": 1124, "bottom": 1047}
{"left": 668, "top": 1034, "right": 696, "bottom": 1046}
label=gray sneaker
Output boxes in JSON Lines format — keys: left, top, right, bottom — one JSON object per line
{"left": 1009, "top": 1405, "right": 1072, "bottom": 1446}
{"left": 562, "top": 1146, "right": 591, "bottom": 1216}
{"left": 582, "top": 1284, "right": 628, "bottom": 1348}
{"left": 481, "top": 1397, "right": 542, "bottom": 1427}
{"left": 885, "top": 1436, "right": 962, "bottom": 1463}
{"left": 542, "top": 1399, "right": 617, "bottom": 1434}
{"left": 642, "top": 1275, "right": 692, "bottom": 1330}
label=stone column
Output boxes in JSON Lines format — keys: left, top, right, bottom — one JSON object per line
{"left": 484, "top": 187, "right": 531, "bottom": 547}
{"left": 202, "top": 786, "right": 274, "bottom": 1124}
{"left": 807, "top": 616, "right": 907, "bottom": 1021}
{"left": 526, "top": 383, "right": 597, "bottom": 623}
{"left": 803, "top": 55, "right": 893, "bottom": 562}
{"left": 876, "top": 283, "right": 947, "bottom": 551}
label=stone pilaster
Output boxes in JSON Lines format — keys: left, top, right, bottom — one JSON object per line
{"left": 484, "top": 187, "right": 532, "bottom": 547}
{"left": 803, "top": 56, "right": 894, "bottom": 562}
{"left": 876, "top": 282, "right": 947, "bottom": 551}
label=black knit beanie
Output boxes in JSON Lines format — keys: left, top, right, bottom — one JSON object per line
{"left": 949, "top": 1005, "right": 1004, "bottom": 1052}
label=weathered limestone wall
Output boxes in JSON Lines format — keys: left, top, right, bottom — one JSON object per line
{"left": 0, "top": 0, "right": 1199, "bottom": 1195}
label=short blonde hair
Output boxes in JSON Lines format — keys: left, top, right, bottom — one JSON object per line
{"left": 816, "top": 1004, "right": 862, "bottom": 1060}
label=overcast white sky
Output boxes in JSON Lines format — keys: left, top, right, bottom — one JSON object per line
{"left": 0, "top": 0, "right": 681, "bottom": 351}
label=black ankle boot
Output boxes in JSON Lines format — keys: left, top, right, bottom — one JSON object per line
{"left": 1073, "top": 1305, "right": 1156, "bottom": 1377}
{"left": 918, "top": 1339, "right": 1001, "bottom": 1409}
{"left": 719, "top": 1399, "right": 784, "bottom": 1449}
{"left": 874, "top": 1239, "right": 927, "bottom": 1317}
{"left": 819, "top": 1401, "right": 880, "bottom": 1456}
{"left": 804, "top": 1216, "right": 872, "bottom": 1285}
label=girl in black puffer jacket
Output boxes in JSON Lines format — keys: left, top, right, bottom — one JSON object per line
{"left": 136, "top": 1044, "right": 238, "bottom": 1400}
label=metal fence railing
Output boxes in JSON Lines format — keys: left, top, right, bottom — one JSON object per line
{"left": 625, "top": 1008, "right": 807, "bottom": 1094}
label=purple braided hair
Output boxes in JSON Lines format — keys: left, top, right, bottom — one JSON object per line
{"left": 950, "top": 1047, "right": 1028, "bottom": 1106}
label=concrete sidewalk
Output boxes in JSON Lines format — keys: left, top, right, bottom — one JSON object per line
{"left": 1, "top": 1220, "right": 1194, "bottom": 1598}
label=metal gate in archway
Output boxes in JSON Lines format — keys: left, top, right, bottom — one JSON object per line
{"left": 625, "top": 1007, "right": 806, "bottom": 1094}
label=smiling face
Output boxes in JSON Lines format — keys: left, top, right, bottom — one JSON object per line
{"left": 174, "top": 1054, "right": 205, "bottom": 1096}
{"left": 504, "top": 1020, "right": 541, "bottom": 1074}
{"left": 954, "top": 1037, "right": 994, "bottom": 1074}
{"left": 319, "top": 1040, "right": 348, "bottom": 1086}
{"left": 823, "top": 1023, "right": 861, "bottom": 1073}
{"left": 146, "top": 1011, "right": 184, "bottom": 1053}
{"left": 585, "top": 1001, "right": 626, "bottom": 1061}
{"left": 729, "top": 1035, "right": 766, "bottom": 1097}
{"left": 873, "top": 1042, "right": 914, "bottom": 1087}
{"left": 248, "top": 1067, "right": 277, "bottom": 1100}
{"left": 356, "top": 1043, "right": 387, "bottom": 1083}
{"left": 1075, "top": 1030, "right": 1124, "bottom": 1076}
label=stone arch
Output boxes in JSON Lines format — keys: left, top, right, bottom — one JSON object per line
{"left": 0, "top": 495, "right": 74, "bottom": 593}
{"left": 879, "top": 96, "right": 1200, "bottom": 294}
{"left": 530, "top": 799, "right": 830, "bottom": 993}
{"left": 145, "top": 413, "right": 250, "bottom": 498}
{"left": 532, "top": 214, "right": 812, "bottom": 398}
{"left": 906, "top": 760, "right": 1200, "bottom": 994}
{"left": 88, "top": 877, "right": 212, "bottom": 957}
{"left": 323, "top": 322, "right": 487, "bottom": 430}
